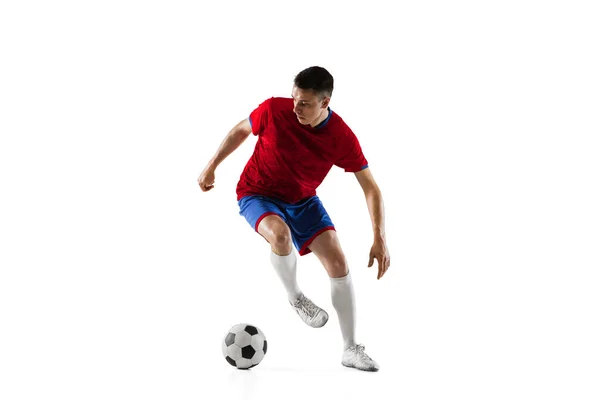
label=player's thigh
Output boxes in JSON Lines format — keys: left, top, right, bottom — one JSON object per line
{"left": 308, "top": 230, "right": 348, "bottom": 277}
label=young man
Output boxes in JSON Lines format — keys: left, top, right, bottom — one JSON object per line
{"left": 198, "top": 66, "right": 390, "bottom": 372}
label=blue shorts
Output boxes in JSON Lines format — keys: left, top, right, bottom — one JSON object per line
{"left": 238, "top": 195, "right": 335, "bottom": 256}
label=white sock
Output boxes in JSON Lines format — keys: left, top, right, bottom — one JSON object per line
{"left": 331, "top": 272, "right": 357, "bottom": 350}
{"left": 270, "top": 250, "right": 302, "bottom": 303}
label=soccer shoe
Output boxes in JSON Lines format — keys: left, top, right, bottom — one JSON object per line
{"left": 289, "top": 293, "right": 329, "bottom": 328}
{"left": 342, "top": 344, "right": 379, "bottom": 372}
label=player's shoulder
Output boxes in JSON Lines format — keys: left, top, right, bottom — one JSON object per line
{"left": 329, "top": 110, "right": 354, "bottom": 134}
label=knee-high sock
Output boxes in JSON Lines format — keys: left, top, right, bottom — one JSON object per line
{"left": 270, "top": 250, "right": 302, "bottom": 302}
{"left": 331, "top": 272, "right": 357, "bottom": 350}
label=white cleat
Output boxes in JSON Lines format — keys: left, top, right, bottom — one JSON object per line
{"left": 342, "top": 344, "right": 379, "bottom": 372}
{"left": 289, "top": 294, "right": 329, "bottom": 328}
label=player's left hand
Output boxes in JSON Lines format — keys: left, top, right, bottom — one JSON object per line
{"left": 368, "top": 238, "right": 390, "bottom": 280}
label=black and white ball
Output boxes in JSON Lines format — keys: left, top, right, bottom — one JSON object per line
{"left": 222, "top": 323, "right": 267, "bottom": 369}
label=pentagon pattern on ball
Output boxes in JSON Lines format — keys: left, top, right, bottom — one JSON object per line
{"left": 222, "top": 323, "right": 268, "bottom": 369}
{"left": 225, "top": 356, "right": 236, "bottom": 367}
{"left": 244, "top": 325, "right": 258, "bottom": 335}
{"left": 224, "top": 332, "right": 235, "bottom": 346}
{"left": 241, "top": 345, "right": 256, "bottom": 359}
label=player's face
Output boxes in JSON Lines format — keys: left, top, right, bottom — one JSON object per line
{"left": 291, "top": 86, "right": 330, "bottom": 127}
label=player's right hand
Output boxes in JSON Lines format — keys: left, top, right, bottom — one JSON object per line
{"left": 198, "top": 167, "right": 216, "bottom": 192}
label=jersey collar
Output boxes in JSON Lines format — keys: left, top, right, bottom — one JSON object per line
{"left": 312, "top": 107, "right": 332, "bottom": 129}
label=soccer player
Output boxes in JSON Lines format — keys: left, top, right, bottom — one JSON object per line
{"left": 198, "top": 66, "right": 390, "bottom": 372}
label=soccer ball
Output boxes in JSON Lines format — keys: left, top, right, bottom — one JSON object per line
{"left": 221, "top": 323, "right": 267, "bottom": 369}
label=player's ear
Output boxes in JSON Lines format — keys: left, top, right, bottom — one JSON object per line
{"left": 322, "top": 97, "right": 330, "bottom": 108}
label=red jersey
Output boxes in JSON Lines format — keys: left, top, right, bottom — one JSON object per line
{"left": 236, "top": 97, "right": 369, "bottom": 204}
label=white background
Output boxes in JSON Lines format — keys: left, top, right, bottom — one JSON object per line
{"left": 1, "top": 0, "right": 599, "bottom": 399}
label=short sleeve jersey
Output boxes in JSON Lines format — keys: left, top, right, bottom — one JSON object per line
{"left": 236, "top": 97, "right": 369, "bottom": 204}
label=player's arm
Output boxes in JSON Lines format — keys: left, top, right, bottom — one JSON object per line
{"left": 206, "top": 118, "right": 252, "bottom": 170}
{"left": 198, "top": 118, "right": 253, "bottom": 192}
{"left": 355, "top": 168, "right": 390, "bottom": 279}
{"left": 355, "top": 168, "right": 385, "bottom": 238}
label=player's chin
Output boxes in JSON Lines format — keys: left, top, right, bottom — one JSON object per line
{"left": 296, "top": 115, "right": 309, "bottom": 125}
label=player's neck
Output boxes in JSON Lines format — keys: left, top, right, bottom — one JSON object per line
{"left": 310, "top": 107, "right": 330, "bottom": 128}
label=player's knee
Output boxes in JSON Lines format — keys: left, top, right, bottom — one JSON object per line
{"left": 270, "top": 231, "right": 292, "bottom": 254}
{"left": 328, "top": 258, "right": 349, "bottom": 278}
{"left": 272, "top": 232, "right": 292, "bottom": 246}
